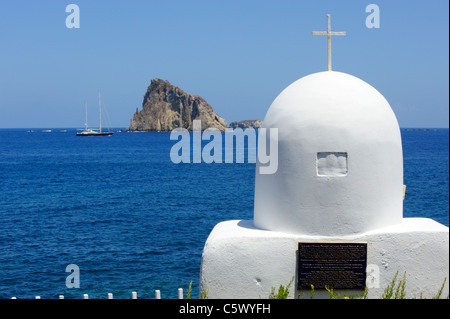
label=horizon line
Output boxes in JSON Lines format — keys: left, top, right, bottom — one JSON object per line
{"left": 0, "top": 127, "right": 448, "bottom": 130}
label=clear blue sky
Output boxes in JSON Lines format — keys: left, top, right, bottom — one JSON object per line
{"left": 0, "top": 0, "right": 448, "bottom": 128}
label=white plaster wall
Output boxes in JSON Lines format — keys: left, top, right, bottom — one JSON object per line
{"left": 254, "top": 71, "right": 403, "bottom": 236}
{"left": 200, "top": 219, "right": 449, "bottom": 299}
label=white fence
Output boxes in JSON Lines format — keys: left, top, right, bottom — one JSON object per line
{"left": 11, "top": 288, "right": 186, "bottom": 299}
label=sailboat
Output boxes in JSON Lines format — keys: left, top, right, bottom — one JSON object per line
{"left": 76, "top": 91, "right": 114, "bottom": 136}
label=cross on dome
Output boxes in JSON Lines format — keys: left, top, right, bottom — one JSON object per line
{"left": 312, "top": 14, "right": 346, "bottom": 71}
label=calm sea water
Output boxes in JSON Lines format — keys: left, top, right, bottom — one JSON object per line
{"left": 0, "top": 128, "right": 448, "bottom": 299}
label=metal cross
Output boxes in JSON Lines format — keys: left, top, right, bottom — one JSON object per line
{"left": 312, "top": 14, "right": 346, "bottom": 71}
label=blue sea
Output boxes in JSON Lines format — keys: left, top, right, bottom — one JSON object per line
{"left": 0, "top": 128, "right": 448, "bottom": 299}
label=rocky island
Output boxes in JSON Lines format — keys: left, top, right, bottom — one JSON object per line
{"left": 128, "top": 79, "right": 227, "bottom": 131}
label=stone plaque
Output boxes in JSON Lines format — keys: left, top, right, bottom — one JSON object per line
{"left": 297, "top": 242, "right": 367, "bottom": 290}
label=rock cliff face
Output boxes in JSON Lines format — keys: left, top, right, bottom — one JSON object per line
{"left": 128, "top": 79, "right": 227, "bottom": 131}
{"left": 228, "top": 120, "right": 262, "bottom": 129}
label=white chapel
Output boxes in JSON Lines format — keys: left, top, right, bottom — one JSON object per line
{"left": 199, "top": 15, "right": 449, "bottom": 299}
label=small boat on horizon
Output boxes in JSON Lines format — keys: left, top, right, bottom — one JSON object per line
{"left": 76, "top": 91, "right": 114, "bottom": 137}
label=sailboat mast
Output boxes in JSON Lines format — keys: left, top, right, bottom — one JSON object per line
{"left": 98, "top": 90, "right": 102, "bottom": 133}
{"left": 85, "top": 101, "right": 88, "bottom": 130}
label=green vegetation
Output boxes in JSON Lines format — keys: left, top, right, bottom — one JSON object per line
{"left": 270, "top": 272, "right": 447, "bottom": 299}
{"left": 269, "top": 277, "right": 294, "bottom": 299}
{"left": 185, "top": 273, "right": 448, "bottom": 299}
{"left": 433, "top": 277, "right": 447, "bottom": 299}
{"left": 185, "top": 281, "right": 208, "bottom": 299}
{"left": 186, "top": 281, "right": 192, "bottom": 299}
{"left": 200, "top": 287, "right": 209, "bottom": 299}
{"left": 382, "top": 271, "right": 406, "bottom": 299}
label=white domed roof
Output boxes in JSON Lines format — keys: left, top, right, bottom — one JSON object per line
{"left": 254, "top": 71, "right": 403, "bottom": 236}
